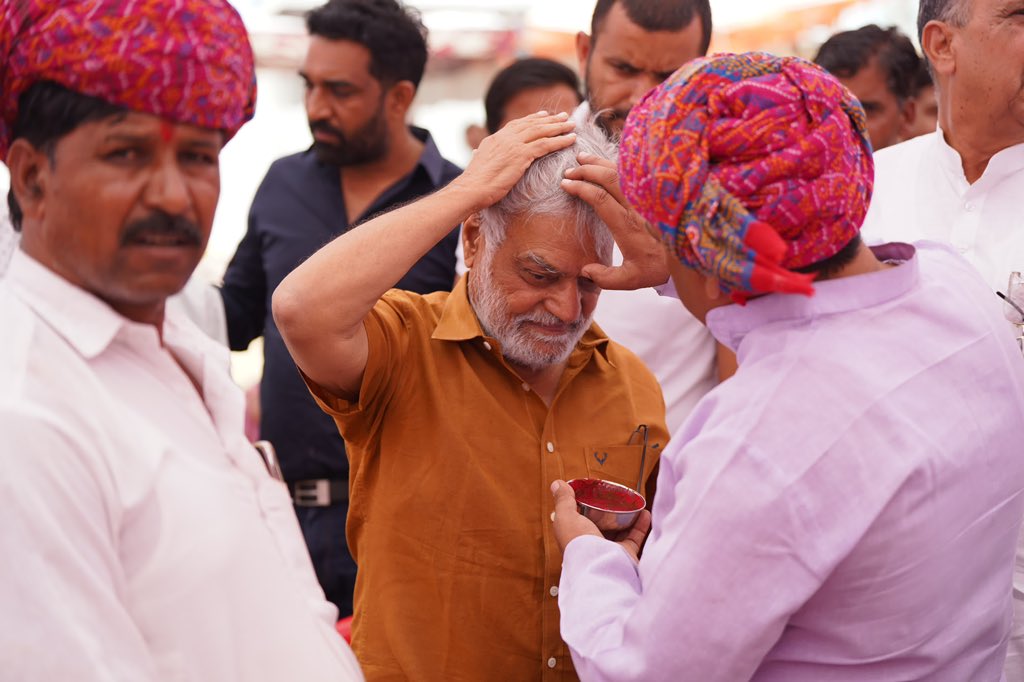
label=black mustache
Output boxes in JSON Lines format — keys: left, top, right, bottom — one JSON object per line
{"left": 121, "top": 212, "right": 202, "bottom": 246}
{"left": 309, "top": 120, "right": 344, "bottom": 138}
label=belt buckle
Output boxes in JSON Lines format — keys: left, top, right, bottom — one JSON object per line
{"left": 293, "top": 479, "right": 331, "bottom": 507}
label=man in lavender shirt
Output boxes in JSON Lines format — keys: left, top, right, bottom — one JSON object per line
{"left": 552, "top": 52, "right": 1024, "bottom": 680}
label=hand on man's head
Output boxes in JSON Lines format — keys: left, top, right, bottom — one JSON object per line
{"left": 451, "top": 111, "right": 577, "bottom": 213}
{"left": 561, "top": 153, "right": 670, "bottom": 290}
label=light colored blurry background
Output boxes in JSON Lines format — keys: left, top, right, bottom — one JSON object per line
{"left": 0, "top": 0, "right": 920, "bottom": 385}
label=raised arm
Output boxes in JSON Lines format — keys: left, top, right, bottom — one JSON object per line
{"left": 272, "top": 112, "right": 577, "bottom": 396}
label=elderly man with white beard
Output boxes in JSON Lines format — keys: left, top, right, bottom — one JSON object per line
{"left": 273, "top": 113, "right": 669, "bottom": 681}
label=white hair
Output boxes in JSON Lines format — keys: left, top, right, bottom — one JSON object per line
{"left": 478, "top": 115, "right": 617, "bottom": 262}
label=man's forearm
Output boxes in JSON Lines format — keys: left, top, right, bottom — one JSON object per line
{"left": 273, "top": 181, "right": 482, "bottom": 344}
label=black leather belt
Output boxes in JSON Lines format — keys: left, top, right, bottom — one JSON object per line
{"left": 290, "top": 478, "right": 348, "bottom": 507}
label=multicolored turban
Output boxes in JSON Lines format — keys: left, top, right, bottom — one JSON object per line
{"left": 619, "top": 52, "right": 873, "bottom": 302}
{"left": 0, "top": 0, "right": 256, "bottom": 160}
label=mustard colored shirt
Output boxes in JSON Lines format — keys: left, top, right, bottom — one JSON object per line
{"left": 306, "top": 276, "right": 669, "bottom": 681}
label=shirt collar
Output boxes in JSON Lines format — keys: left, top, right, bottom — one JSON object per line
{"left": 707, "top": 242, "right": 919, "bottom": 353}
{"left": 432, "top": 273, "right": 612, "bottom": 356}
{"left": 6, "top": 249, "right": 131, "bottom": 358}
{"left": 411, "top": 125, "right": 447, "bottom": 188}
{"left": 935, "top": 126, "right": 1024, "bottom": 191}
{"left": 432, "top": 275, "right": 484, "bottom": 342}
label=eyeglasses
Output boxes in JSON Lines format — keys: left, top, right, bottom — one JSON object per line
{"left": 628, "top": 424, "right": 649, "bottom": 493}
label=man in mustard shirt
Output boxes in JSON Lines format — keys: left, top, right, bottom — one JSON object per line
{"left": 274, "top": 113, "right": 669, "bottom": 680}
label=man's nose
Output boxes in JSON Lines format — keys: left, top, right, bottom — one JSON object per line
{"left": 306, "top": 85, "right": 329, "bottom": 122}
{"left": 545, "top": 280, "right": 582, "bottom": 324}
{"left": 143, "top": 155, "right": 190, "bottom": 216}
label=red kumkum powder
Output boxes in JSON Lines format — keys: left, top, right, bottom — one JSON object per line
{"left": 570, "top": 478, "right": 644, "bottom": 512}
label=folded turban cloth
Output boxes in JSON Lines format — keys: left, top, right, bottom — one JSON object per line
{"left": 619, "top": 52, "right": 873, "bottom": 303}
{"left": 0, "top": 0, "right": 256, "bottom": 160}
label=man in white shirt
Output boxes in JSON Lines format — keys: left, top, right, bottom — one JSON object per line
{"left": 858, "top": 0, "right": 1024, "bottom": 678}
{"left": 576, "top": 0, "right": 722, "bottom": 429}
{"left": 0, "top": 1, "right": 362, "bottom": 680}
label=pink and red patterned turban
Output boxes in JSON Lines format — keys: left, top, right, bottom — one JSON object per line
{"left": 0, "top": 0, "right": 256, "bottom": 160}
{"left": 619, "top": 52, "right": 873, "bottom": 303}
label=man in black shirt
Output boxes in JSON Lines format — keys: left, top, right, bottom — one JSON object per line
{"left": 220, "top": 0, "right": 460, "bottom": 618}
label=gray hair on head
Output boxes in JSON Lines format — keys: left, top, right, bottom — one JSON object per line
{"left": 917, "top": 0, "right": 970, "bottom": 41}
{"left": 479, "top": 115, "right": 618, "bottom": 264}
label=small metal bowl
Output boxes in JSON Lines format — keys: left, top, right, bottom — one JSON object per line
{"left": 567, "top": 478, "right": 646, "bottom": 532}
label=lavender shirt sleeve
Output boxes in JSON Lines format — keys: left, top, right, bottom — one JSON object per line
{"left": 558, "top": 438, "right": 827, "bottom": 682}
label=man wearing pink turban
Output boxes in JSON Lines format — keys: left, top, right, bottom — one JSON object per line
{"left": 0, "top": 2, "right": 361, "bottom": 679}
{"left": 551, "top": 52, "right": 1024, "bottom": 680}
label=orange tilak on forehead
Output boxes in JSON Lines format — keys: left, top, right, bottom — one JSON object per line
{"left": 160, "top": 120, "right": 174, "bottom": 142}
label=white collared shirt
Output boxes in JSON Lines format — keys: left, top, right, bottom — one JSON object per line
{"left": 860, "top": 129, "right": 1024, "bottom": 293}
{"left": 0, "top": 251, "right": 363, "bottom": 681}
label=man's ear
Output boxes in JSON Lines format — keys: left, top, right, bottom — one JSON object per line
{"left": 7, "top": 138, "right": 50, "bottom": 227}
{"left": 921, "top": 21, "right": 955, "bottom": 78}
{"left": 386, "top": 80, "right": 417, "bottom": 121}
{"left": 575, "top": 31, "right": 592, "bottom": 79}
{"left": 462, "top": 213, "right": 484, "bottom": 270}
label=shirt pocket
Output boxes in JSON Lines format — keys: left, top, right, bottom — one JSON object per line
{"left": 583, "top": 444, "right": 646, "bottom": 492}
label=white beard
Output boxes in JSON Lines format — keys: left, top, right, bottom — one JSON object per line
{"left": 469, "top": 248, "right": 592, "bottom": 371}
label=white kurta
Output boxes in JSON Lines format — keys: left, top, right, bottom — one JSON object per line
{"left": 860, "top": 129, "right": 1024, "bottom": 292}
{"left": 0, "top": 251, "right": 363, "bottom": 682}
{"left": 860, "top": 130, "right": 1024, "bottom": 681}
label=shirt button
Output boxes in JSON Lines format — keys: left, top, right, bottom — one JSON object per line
{"left": 483, "top": 341, "right": 492, "bottom": 351}
{"left": 550, "top": 585, "right": 559, "bottom": 597}
{"left": 547, "top": 657, "right": 557, "bottom": 668}
{"left": 964, "top": 202, "right": 975, "bottom": 212}
{"left": 546, "top": 441, "right": 555, "bottom": 453}
{"left": 522, "top": 382, "right": 530, "bottom": 391}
